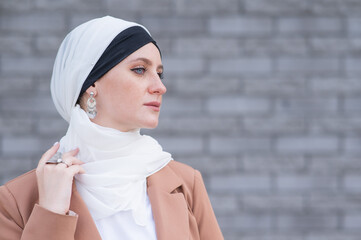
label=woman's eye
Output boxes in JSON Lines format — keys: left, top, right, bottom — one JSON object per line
{"left": 132, "top": 67, "right": 145, "bottom": 75}
{"left": 158, "top": 72, "right": 164, "bottom": 80}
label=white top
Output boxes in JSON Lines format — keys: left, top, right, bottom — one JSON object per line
{"left": 94, "top": 191, "right": 157, "bottom": 240}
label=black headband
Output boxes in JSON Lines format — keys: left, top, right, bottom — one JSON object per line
{"left": 78, "top": 26, "right": 161, "bottom": 100}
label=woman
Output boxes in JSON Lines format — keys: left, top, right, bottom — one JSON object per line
{"left": 0, "top": 16, "right": 223, "bottom": 240}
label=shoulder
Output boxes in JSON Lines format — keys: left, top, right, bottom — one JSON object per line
{"left": 165, "top": 160, "right": 204, "bottom": 198}
{"left": 0, "top": 169, "right": 38, "bottom": 212}
{"left": 167, "top": 160, "right": 201, "bottom": 185}
{"left": 167, "top": 160, "right": 196, "bottom": 178}
{"left": 3, "top": 169, "right": 37, "bottom": 193}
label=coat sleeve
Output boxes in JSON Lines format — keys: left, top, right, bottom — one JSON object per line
{"left": 0, "top": 185, "right": 78, "bottom": 240}
{"left": 192, "top": 170, "right": 224, "bottom": 240}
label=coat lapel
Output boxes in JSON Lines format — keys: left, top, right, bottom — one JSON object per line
{"left": 147, "top": 163, "right": 190, "bottom": 240}
{"left": 68, "top": 162, "right": 189, "bottom": 240}
{"left": 70, "top": 183, "right": 102, "bottom": 240}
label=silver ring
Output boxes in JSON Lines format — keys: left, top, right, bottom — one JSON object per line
{"left": 59, "top": 160, "right": 71, "bottom": 167}
{"left": 46, "top": 152, "right": 63, "bottom": 164}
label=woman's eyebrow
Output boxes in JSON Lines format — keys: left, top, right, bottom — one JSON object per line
{"left": 129, "top": 57, "right": 163, "bottom": 70}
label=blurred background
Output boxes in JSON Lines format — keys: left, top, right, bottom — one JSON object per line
{"left": 1, "top": 0, "right": 361, "bottom": 239}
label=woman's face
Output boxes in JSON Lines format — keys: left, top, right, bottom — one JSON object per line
{"left": 85, "top": 43, "right": 166, "bottom": 132}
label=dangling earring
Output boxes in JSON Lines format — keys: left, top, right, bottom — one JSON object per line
{"left": 86, "top": 91, "right": 97, "bottom": 119}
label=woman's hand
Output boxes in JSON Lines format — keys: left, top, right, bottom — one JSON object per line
{"left": 36, "top": 142, "right": 85, "bottom": 215}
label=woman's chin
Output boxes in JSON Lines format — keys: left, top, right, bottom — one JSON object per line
{"left": 141, "top": 120, "right": 159, "bottom": 129}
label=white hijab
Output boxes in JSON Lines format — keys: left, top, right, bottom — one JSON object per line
{"left": 50, "top": 16, "right": 172, "bottom": 226}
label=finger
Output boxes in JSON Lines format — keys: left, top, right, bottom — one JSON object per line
{"left": 38, "top": 142, "right": 60, "bottom": 167}
{"left": 52, "top": 156, "right": 84, "bottom": 170}
{"left": 60, "top": 156, "right": 84, "bottom": 166}
{"left": 67, "top": 165, "right": 86, "bottom": 176}
{"left": 63, "top": 156, "right": 84, "bottom": 165}
{"left": 62, "top": 148, "right": 79, "bottom": 159}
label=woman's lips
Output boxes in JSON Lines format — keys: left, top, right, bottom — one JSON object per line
{"left": 144, "top": 102, "right": 161, "bottom": 112}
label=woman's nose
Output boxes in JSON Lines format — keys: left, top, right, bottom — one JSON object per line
{"left": 149, "top": 74, "right": 167, "bottom": 95}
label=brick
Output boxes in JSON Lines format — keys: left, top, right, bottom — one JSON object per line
{"left": 242, "top": 194, "right": 304, "bottom": 212}
{"left": 277, "top": 58, "right": 340, "bottom": 73}
{"left": 209, "top": 174, "right": 272, "bottom": 193}
{"left": 343, "top": 97, "right": 361, "bottom": 112}
{"left": 35, "top": 35, "right": 63, "bottom": 53}
{"left": 174, "top": 0, "right": 238, "bottom": 15}
{"left": 140, "top": 17, "right": 205, "bottom": 35}
{"left": 36, "top": 117, "right": 68, "bottom": 136}
{"left": 309, "top": 78, "right": 361, "bottom": 95}
{"left": 240, "top": 38, "right": 308, "bottom": 56}
{"left": 2, "top": 136, "right": 43, "bottom": 155}
{"left": 0, "top": 0, "right": 35, "bottom": 11}
{"left": 276, "top": 174, "right": 338, "bottom": 192}
{"left": 276, "top": 136, "right": 339, "bottom": 154}
{"left": 160, "top": 96, "right": 202, "bottom": 116}
{"left": 217, "top": 214, "right": 272, "bottom": 232}
{"left": 343, "top": 174, "right": 361, "bottom": 193}
{"left": 309, "top": 156, "right": 361, "bottom": 174}
{"left": 162, "top": 57, "right": 204, "bottom": 75}
{"left": 345, "top": 137, "right": 361, "bottom": 153}
{"left": 306, "top": 233, "right": 361, "bottom": 240}
{"left": 210, "top": 58, "right": 272, "bottom": 75}
{"left": 243, "top": 77, "right": 307, "bottom": 96}
{"left": 206, "top": 96, "right": 271, "bottom": 115}
{"left": 174, "top": 37, "right": 240, "bottom": 57}
{"left": 311, "top": 0, "right": 361, "bottom": 15}
{"left": 35, "top": 0, "right": 104, "bottom": 11}
{"left": 344, "top": 214, "right": 361, "bottom": 229}
{"left": 307, "top": 194, "right": 361, "bottom": 211}
{"left": 208, "top": 194, "right": 239, "bottom": 213}
{"left": 243, "top": 0, "right": 361, "bottom": 16}
{"left": 0, "top": 116, "right": 33, "bottom": 134}
{"left": 0, "top": 76, "right": 34, "bottom": 94}
{"left": 242, "top": 0, "right": 310, "bottom": 15}
{"left": 175, "top": 156, "right": 240, "bottom": 174}
{"left": 0, "top": 157, "right": 33, "bottom": 175}
{"left": 0, "top": 13, "right": 65, "bottom": 33}
{"left": 105, "top": 0, "right": 172, "bottom": 15}
{"left": 0, "top": 56, "right": 54, "bottom": 75}
{"left": 310, "top": 38, "right": 361, "bottom": 55}
{"left": 210, "top": 137, "right": 272, "bottom": 154}
{"left": 243, "top": 115, "right": 305, "bottom": 134}
{"left": 243, "top": 155, "right": 305, "bottom": 173}
{"left": 241, "top": 234, "right": 304, "bottom": 240}
{"left": 33, "top": 76, "right": 53, "bottom": 94}
{"left": 1, "top": 96, "right": 58, "bottom": 115}
{"left": 345, "top": 58, "right": 361, "bottom": 72}
{"left": 275, "top": 97, "right": 338, "bottom": 115}
{"left": 277, "top": 18, "right": 342, "bottom": 35}
{"left": 0, "top": 36, "right": 32, "bottom": 55}
{"left": 69, "top": 14, "right": 119, "bottom": 31}
{"left": 209, "top": 17, "right": 273, "bottom": 36}
{"left": 155, "top": 136, "right": 203, "bottom": 154}
{"left": 348, "top": 18, "right": 361, "bottom": 35}
{"left": 157, "top": 116, "right": 240, "bottom": 134}
{"left": 277, "top": 214, "right": 338, "bottom": 230}
{"left": 170, "top": 77, "right": 242, "bottom": 96}
{"left": 309, "top": 117, "right": 361, "bottom": 135}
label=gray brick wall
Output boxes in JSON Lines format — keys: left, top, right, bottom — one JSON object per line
{"left": 1, "top": 0, "right": 361, "bottom": 239}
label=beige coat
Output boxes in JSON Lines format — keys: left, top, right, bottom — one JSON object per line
{"left": 0, "top": 160, "right": 224, "bottom": 240}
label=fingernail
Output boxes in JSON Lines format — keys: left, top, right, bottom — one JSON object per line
{"left": 53, "top": 142, "right": 59, "bottom": 146}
